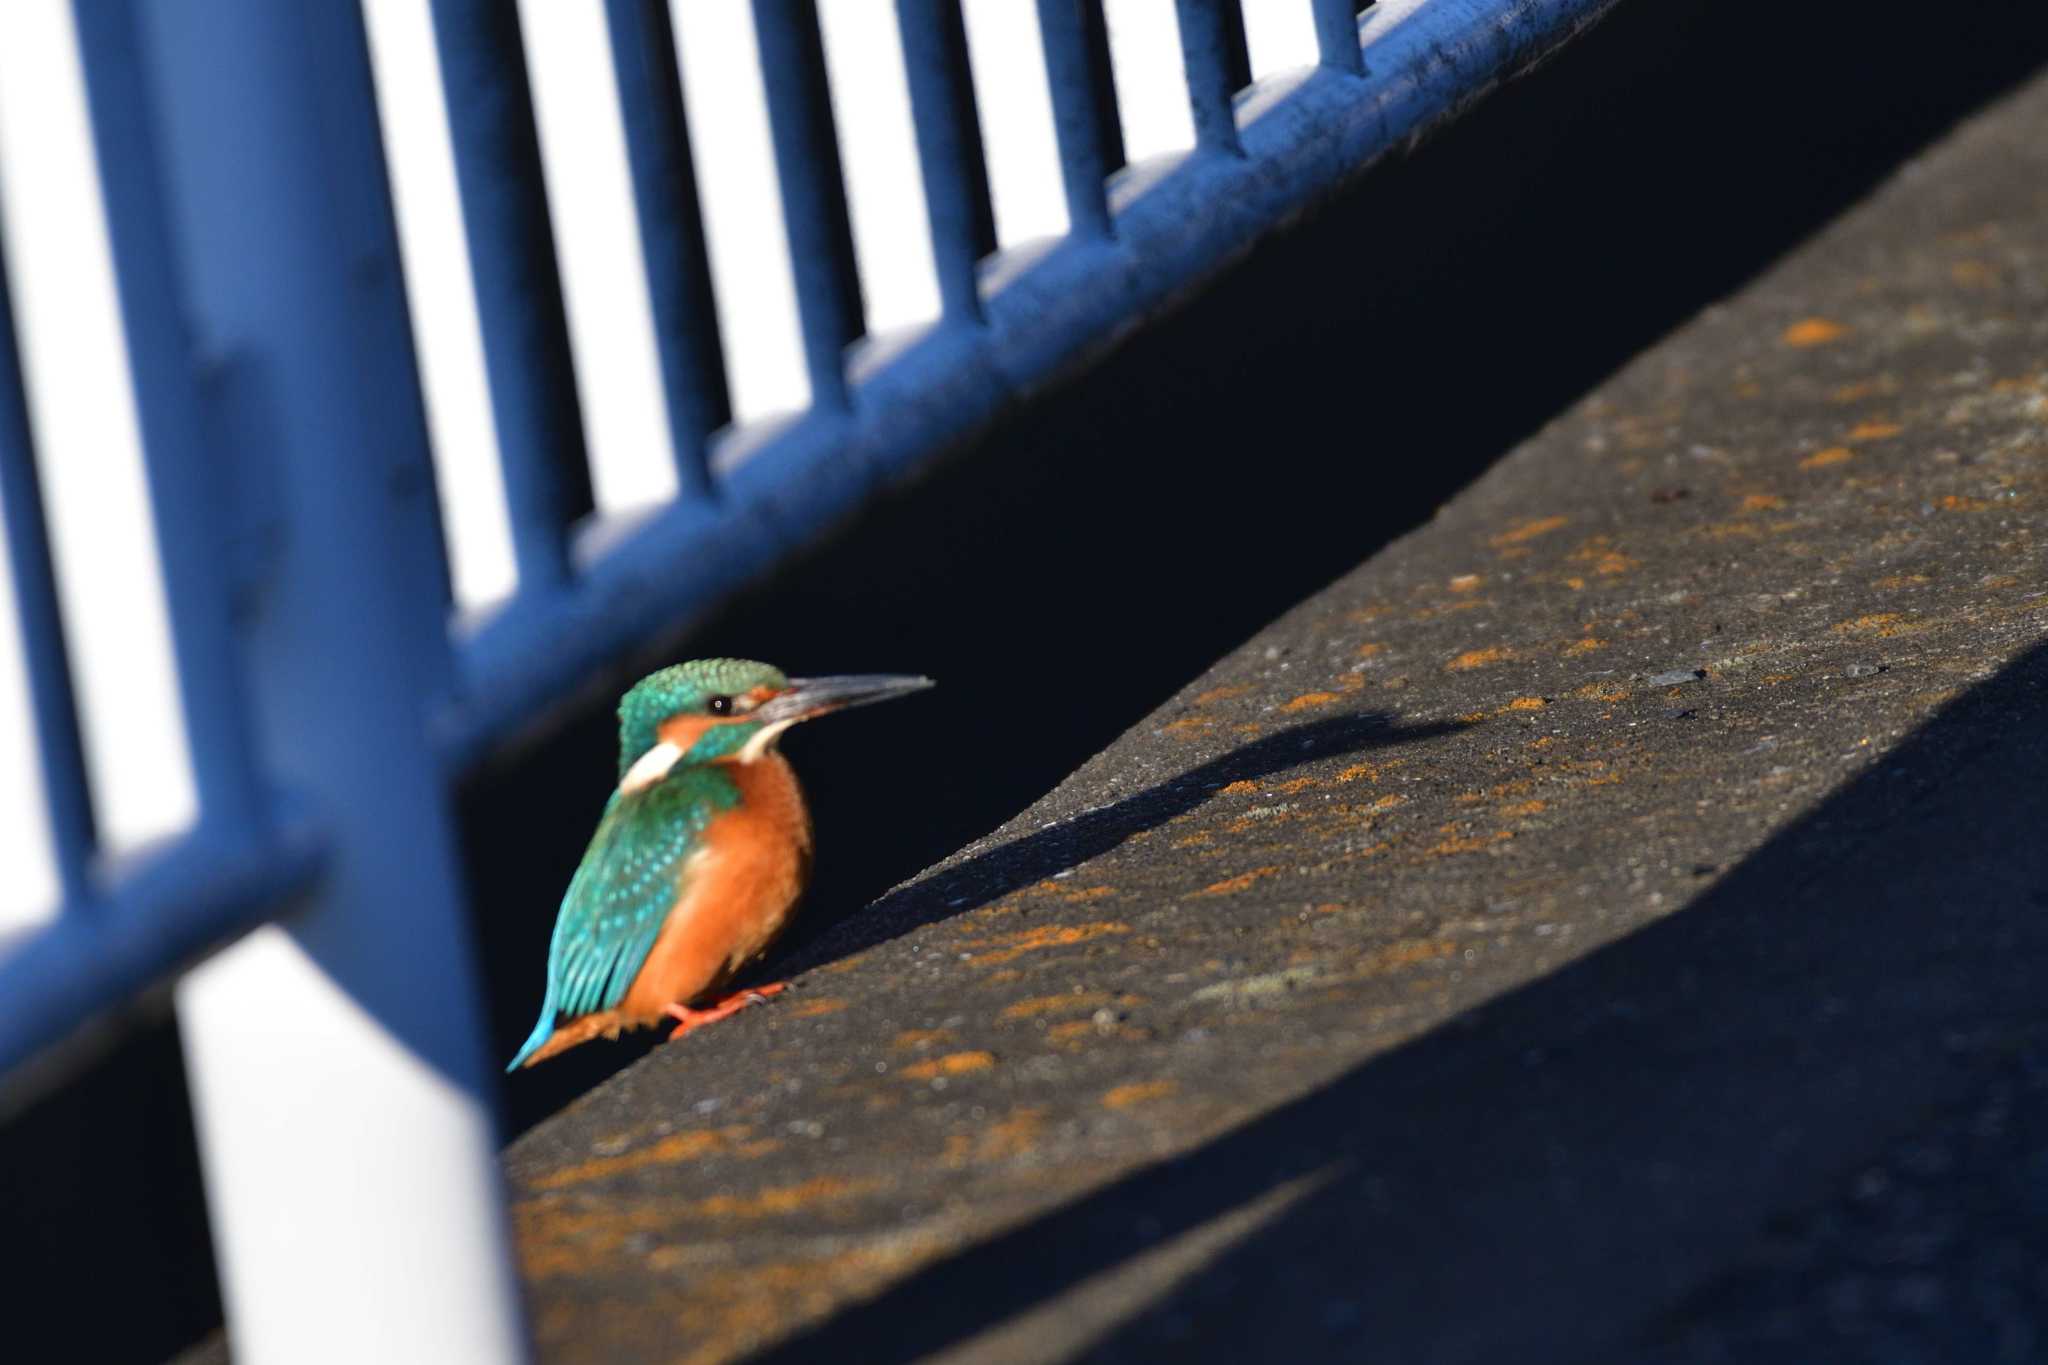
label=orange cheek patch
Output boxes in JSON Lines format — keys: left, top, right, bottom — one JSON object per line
{"left": 656, "top": 715, "right": 720, "bottom": 753}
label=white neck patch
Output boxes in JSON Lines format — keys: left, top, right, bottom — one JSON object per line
{"left": 618, "top": 740, "right": 682, "bottom": 794}
{"left": 736, "top": 718, "right": 796, "bottom": 765}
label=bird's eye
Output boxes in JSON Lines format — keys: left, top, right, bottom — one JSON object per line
{"left": 707, "top": 695, "right": 733, "bottom": 717}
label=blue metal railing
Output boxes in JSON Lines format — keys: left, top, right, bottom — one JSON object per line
{"left": 0, "top": 0, "right": 1618, "bottom": 1354}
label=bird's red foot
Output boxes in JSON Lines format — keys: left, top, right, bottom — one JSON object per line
{"left": 663, "top": 982, "right": 789, "bottom": 1040}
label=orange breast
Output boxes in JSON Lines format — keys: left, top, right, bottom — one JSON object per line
{"left": 617, "top": 753, "right": 813, "bottom": 1023}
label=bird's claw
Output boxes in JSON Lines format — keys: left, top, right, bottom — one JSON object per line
{"left": 663, "top": 981, "right": 789, "bottom": 1040}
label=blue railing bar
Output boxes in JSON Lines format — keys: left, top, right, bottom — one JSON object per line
{"left": 603, "top": 0, "right": 730, "bottom": 493}
{"left": 446, "top": 0, "right": 1623, "bottom": 772}
{"left": 1175, "top": 0, "right": 1250, "bottom": 156}
{"left": 894, "top": 0, "right": 998, "bottom": 324}
{"left": 0, "top": 823, "right": 322, "bottom": 1079}
{"left": 752, "top": 0, "right": 864, "bottom": 413}
{"left": 1313, "top": 0, "right": 1367, "bottom": 75}
{"left": 0, "top": 281, "right": 97, "bottom": 908}
{"left": 1033, "top": 0, "right": 1121, "bottom": 240}
{"left": 428, "top": 0, "right": 586, "bottom": 588}
{"left": 72, "top": 2, "right": 268, "bottom": 840}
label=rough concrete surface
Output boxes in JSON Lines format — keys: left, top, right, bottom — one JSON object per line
{"left": 502, "top": 71, "right": 2048, "bottom": 1365}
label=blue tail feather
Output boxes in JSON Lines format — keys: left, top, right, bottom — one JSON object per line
{"left": 506, "top": 980, "right": 558, "bottom": 1072}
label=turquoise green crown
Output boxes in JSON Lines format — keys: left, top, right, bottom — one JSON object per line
{"left": 616, "top": 658, "right": 787, "bottom": 778}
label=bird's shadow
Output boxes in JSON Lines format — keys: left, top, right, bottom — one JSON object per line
{"left": 775, "top": 710, "right": 1465, "bottom": 977}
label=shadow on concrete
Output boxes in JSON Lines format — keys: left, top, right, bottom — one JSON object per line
{"left": 776, "top": 712, "right": 1470, "bottom": 977}
{"left": 744, "top": 642, "right": 2048, "bottom": 1363}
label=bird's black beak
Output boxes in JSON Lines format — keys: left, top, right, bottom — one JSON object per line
{"left": 755, "top": 674, "right": 935, "bottom": 726}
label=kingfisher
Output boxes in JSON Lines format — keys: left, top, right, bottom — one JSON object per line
{"left": 507, "top": 658, "right": 933, "bottom": 1070}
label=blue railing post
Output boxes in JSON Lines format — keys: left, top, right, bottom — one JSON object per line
{"left": 1175, "top": 0, "right": 1251, "bottom": 157}
{"left": 426, "top": 0, "right": 589, "bottom": 591}
{"left": 0, "top": 275, "right": 95, "bottom": 910}
{"left": 1034, "top": 0, "right": 1121, "bottom": 241}
{"left": 602, "top": 0, "right": 731, "bottom": 495}
{"left": 71, "top": 0, "right": 268, "bottom": 847}
{"left": 1313, "top": 0, "right": 1367, "bottom": 76}
{"left": 127, "top": 2, "right": 528, "bottom": 1359}
{"left": 894, "top": 0, "right": 997, "bottom": 325}
{"left": 753, "top": 0, "right": 866, "bottom": 413}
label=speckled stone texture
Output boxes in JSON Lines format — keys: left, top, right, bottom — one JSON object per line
{"left": 504, "top": 70, "right": 2048, "bottom": 1365}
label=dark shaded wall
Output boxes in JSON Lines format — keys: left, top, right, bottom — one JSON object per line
{"left": 1, "top": 1, "right": 2043, "bottom": 1359}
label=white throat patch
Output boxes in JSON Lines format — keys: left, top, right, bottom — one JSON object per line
{"left": 618, "top": 740, "right": 682, "bottom": 794}
{"left": 736, "top": 718, "right": 796, "bottom": 764}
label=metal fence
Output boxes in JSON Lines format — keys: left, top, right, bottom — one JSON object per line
{"left": 0, "top": 0, "right": 1613, "bottom": 1357}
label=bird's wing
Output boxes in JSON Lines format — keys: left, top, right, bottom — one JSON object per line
{"left": 544, "top": 766, "right": 742, "bottom": 1018}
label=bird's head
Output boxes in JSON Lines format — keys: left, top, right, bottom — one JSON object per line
{"left": 616, "top": 658, "right": 934, "bottom": 791}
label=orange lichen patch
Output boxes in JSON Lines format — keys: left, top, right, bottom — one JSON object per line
{"left": 1192, "top": 684, "right": 1250, "bottom": 705}
{"left": 1449, "top": 574, "right": 1484, "bottom": 592}
{"left": 1939, "top": 494, "right": 1992, "bottom": 512}
{"left": 1458, "top": 711, "right": 1490, "bottom": 725}
{"left": 1334, "top": 758, "right": 1402, "bottom": 784}
{"left": 689, "top": 1176, "right": 879, "bottom": 1221}
{"left": 1698, "top": 521, "right": 1762, "bottom": 541}
{"left": 1355, "top": 642, "right": 1384, "bottom": 659}
{"left": 999, "top": 993, "right": 1110, "bottom": 1021}
{"left": 525, "top": 1127, "right": 782, "bottom": 1192}
{"left": 1280, "top": 690, "right": 1344, "bottom": 712}
{"left": 1501, "top": 696, "right": 1548, "bottom": 712}
{"left": 1740, "top": 492, "right": 1786, "bottom": 512}
{"left": 1500, "top": 799, "right": 1548, "bottom": 817}
{"left": 515, "top": 1176, "right": 882, "bottom": 1275}
{"left": 1361, "top": 939, "right": 1458, "bottom": 972}
{"left": 1781, "top": 317, "right": 1848, "bottom": 347}
{"left": 1833, "top": 612, "right": 1918, "bottom": 637}
{"left": 821, "top": 953, "right": 869, "bottom": 975}
{"left": 1367, "top": 793, "right": 1407, "bottom": 812}
{"left": 1218, "top": 779, "right": 1258, "bottom": 796}
{"left": 787, "top": 997, "right": 850, "bottom": 1020}
{"left": 1491, "top": 515, "right": 1568, "bottom": 547}
{"left": 962, "top": 922, "right": 1131, "bottom": 966}
{"left": 1800, "top": 446, "right": 1854, "bottom": 469}
{"left": 1172, "top": 831, "right": 1215, "bottom": 849}
{"left": 1875, "top": 573, "right": 1931, "bottom": 590}
{"left": 1197, "top": 866, "right": 1282, "bottom": 896}
{"left": 1763, "top": 673, "right": 1798, "bottom": 685}
{"left": 1983, "top": 574, "right": 2021, "bottom": 589}
{"left": 1563, "top": 637, "right": 1606, "bottom": 657}
{"left": 1567, "top": 537, "right": 1638, "bottom": 577}
{"left": 941, "top": 1108, "right": 1046, "bottom": 1167}
{"left": 1270, "top": 776, "right": 1320, "bottom": 795}
{"left": 1046, "top": 1019, "right": 1098, "bottom": 1046}
{"left": 1847, "top": 420, "right": 1903, "bottom": 441}
{"left": 1574, "top": 683, "right": 1630, "bottom": 702}
{"left": 891, "top": 1028, "right": 955, "bottom": 1051}
{"left": 1161, "top": 716, "right": 1216, "bottom": 736}
{"left": 1831, "top": 376, "right": 1897, "bottom": 403}
{"left": 898, "top": 1051, "right": 996, "bottom": 1081}
{"left": 1447, "top": 645, "right": 1514, "bottom": 671}
{"left": 1102, "top": 1080, "right": 1178, "bottom": 1110}
{"left": 1345, "top": 604, "right": 1394, "bottom": 625}
{"left": 1528, "top": 735, "right": 1555, "bottom": 749}
{"left": 1425, "top": 831, "right": 1513, "bottom": 856}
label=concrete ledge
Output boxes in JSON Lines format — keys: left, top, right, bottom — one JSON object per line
{"left": 504, "top": 66, "right": 2048, "bottom": 1365}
